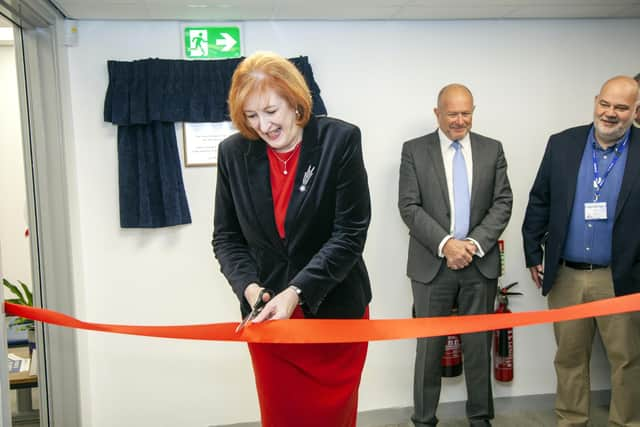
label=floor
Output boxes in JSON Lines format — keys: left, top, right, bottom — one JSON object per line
{"left": 221, "top": 392, "right": 612, "bottom": 427}
{"left": 372, "top": 406, "right": 609, "bottom": 427}
{"left": 9, "top": 389, "right": 611, "bottom": 426}
{"left": 9, "top": 386, "right": 40, "bottom": 427}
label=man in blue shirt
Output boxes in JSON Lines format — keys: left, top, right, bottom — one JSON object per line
{"left": 522, "top": 75, "right": 640, "bottom": 427}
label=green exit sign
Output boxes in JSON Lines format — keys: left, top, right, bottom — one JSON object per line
{"left": 184, "top": 26, "right": 241, "bottom": 59}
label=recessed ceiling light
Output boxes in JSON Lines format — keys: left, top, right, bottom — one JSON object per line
{"left": 187, "top": 4, "right": 208, "bottom": 8}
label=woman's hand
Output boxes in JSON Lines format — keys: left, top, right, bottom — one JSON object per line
{"left": 251, "top": 286, "right": 300, "bottom": 323}
{"left": 244, "top": 283, "right": 271, "bottom": 307}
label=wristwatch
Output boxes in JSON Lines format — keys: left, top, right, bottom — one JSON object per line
{"left": 289, "top": 285, "right": 304, "bottom": 305}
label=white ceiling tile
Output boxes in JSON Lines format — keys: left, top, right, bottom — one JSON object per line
{"left": 147, "top": 4, "right": 276, "bottom": 20}
{"left": 616, "top": 4, "right": 640, "bottom": 16}
{"left": 406, "top": 0, "right": 637, "bottom": 4}
{"left": 276, "top": 0, "right": 405, "bottom": 6}
{"left": 394, "top": 5, "right": 519, "bottom": 19}
{"left": 55, "top": 1, "right": 150, "bottom": 19}
{"left": 505, "top": 4, "right": 634, "bottom": 18}
{"left": 273, "top": 5, "right": 401, "bottom": 20}
{"left": 51, "top": 0, "right": 640, "bottom": 20}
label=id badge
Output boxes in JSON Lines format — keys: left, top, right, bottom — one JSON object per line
{"left": 584, "top": 202, "right": 607, "bottom": 220}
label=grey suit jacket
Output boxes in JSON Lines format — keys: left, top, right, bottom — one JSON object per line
{"left": 398, "top": 130, "right": 513, "bottom": 284}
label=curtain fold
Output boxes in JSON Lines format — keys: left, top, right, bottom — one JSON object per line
{"left": 104, "top": 56, "right": 327, "bottom": 228}
{"left": 117, "top": 122, "right": 192, "bottom": 228}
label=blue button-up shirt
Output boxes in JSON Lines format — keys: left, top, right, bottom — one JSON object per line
{"left": 562, "top": 127, "right": 629, "bottom": 265}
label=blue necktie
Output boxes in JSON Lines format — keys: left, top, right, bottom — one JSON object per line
{"left": 452, "top": 141, "right": 470, "bottom": 239}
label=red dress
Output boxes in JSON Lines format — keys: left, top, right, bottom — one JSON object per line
{"left": 247, "top": 144, "right": 369, "bottom": 427}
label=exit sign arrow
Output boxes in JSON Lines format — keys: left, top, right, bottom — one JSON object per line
{"left": 215, "top": 32, "right": 237, "bottom": 52}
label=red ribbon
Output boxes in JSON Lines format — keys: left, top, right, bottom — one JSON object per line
{"left": 5, "top": 293, "right": 640, "bottom": 343}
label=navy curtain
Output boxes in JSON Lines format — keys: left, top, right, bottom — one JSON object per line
{"left": 104, "top": 57, "right": 327, "bottom": 228}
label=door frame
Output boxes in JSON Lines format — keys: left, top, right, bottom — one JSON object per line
{"left": 2, "top": 1, "right": 82, "bottom": 425}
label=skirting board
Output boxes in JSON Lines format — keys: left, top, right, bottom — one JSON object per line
{"left": 212, "top": 390, "right": 611, "bottom": 427}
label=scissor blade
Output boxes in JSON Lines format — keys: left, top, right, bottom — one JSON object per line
{"left": 235, "top": 288, "right": 272, "bottom": 333}
{"left": 235, "top": 313, "right": 253, "bottom": 333}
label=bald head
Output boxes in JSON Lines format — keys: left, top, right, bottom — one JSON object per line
{"left": 599, "top": 75, "right": 638, "bottom": 97}
{"left": 593, "top": 75, "right": 639, "bottom": 146}
{"left": 437, "top": 84, "right": 474, "bottom": 110}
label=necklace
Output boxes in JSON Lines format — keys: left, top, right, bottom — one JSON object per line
{"left": 272, "top": 143, "right": 301, "bottom": 175}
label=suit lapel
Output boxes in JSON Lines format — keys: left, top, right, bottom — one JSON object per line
{"left": 245, "top": 139, "right": 284, "bottom": 248}
{"left": 565, "top": 127, "right": 590, "bottom": 215}
{"left": 615, "top": 127, "right": 640, "bottom": 220}
{"left": 284, "top": 116, "right": 322, "bottom": 235}
{"left": 426, "top": 133, "right": 451, "bottom": 211}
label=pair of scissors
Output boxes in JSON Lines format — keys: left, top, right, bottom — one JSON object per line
{"left": 235, "top": 288, "right": 274, "bottom": 333}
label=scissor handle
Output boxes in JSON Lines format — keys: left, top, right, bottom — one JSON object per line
{"left": 236, "top": 288, "right": 275, "bottom": 333}
{"left": 251, "top": 288, "right": 273, "bottom": 313}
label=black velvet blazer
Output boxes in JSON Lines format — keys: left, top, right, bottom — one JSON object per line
{"left": 212, "top": 116, "right": 372, "bottom": 318}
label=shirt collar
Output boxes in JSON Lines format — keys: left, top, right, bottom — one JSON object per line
{"left": 438, "top": 128, "right": 471, "bottom": 151}
{"left": 588, "top": 125, "right": 630, "bottom": 153}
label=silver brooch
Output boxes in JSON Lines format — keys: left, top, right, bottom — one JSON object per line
{"left": 299, "top": 165, "right": 315, "bottom": 192}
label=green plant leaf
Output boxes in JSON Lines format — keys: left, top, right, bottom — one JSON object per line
{"left": 3, "top": 278, "right": 27, "bottom": 305}
{"left": 18, "top": 280, "right": 33, "bottom": 306}
{"left": 3, "top": 278, "right": 34, "bottom": 330}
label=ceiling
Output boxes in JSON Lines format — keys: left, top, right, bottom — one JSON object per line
{"left": 49, "top": 0, "right": 640, "bottom": 21}
{"left": 0, "top": 12, "right": 10, "bottom": 26}
{"left": 0, "top": 15, "right": 10, "bottom": 43}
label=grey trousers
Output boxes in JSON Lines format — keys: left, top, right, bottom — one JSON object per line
{"left": 411, "top": 263, "right": 497, "bottom": 427}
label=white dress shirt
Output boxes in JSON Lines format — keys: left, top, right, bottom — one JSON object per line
{"left": 436, "top": 129, "right": 485, "bottom": 258}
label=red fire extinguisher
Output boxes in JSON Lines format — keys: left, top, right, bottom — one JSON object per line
{"left": 412, "top": 303, "right": 463, "bottom": 377}
{"left": 442, "top": 307, "right": 463, "bottom": 377}
{"left": 493, "top": 282, "right": 522, "bottom": 382}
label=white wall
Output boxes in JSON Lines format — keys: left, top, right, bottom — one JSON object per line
{"left": 64, "top": 19, "right": 640, "bottom": 427}
{"left": 0, "top": 43, "right": 32, "bottom": 295}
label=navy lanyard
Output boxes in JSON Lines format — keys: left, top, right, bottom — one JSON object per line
{"left": 592, "top": 132, "right": 629, "bottom": 201}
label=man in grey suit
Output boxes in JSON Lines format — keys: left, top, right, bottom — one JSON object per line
{"left": 399, "top": 84, "right": 512, "bottom": 427}
{"left": 634, "top": 72, "right": 640, "bottom": 128}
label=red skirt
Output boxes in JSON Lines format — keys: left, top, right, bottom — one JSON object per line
{"left": 248, "top": 306, "right": 369, "bottom": 427}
